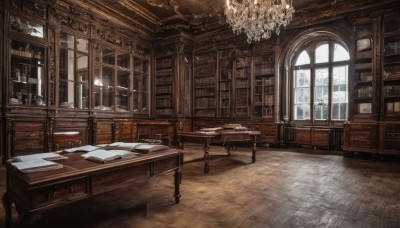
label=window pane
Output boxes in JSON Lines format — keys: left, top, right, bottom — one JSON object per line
{"left": 295, "top": 51, "right": 310, "bottom": 66}
{"left": 332, "top": 65, "right": 348, "bottom": 120}
{"left": 76, "top": 38, "right": 88, "bottom": 53}
{"left": 102, "top": 48, "right": 115, "bottom": 65}
{"left": 315, "top": 43, "right": 329, "bottom": 63}
{"left": 117, "top": 53, "right": 130, "bottom": 69}
{"left": 315, "top": 106, "right": 328, "bottom": 120}
{"left": 94, "top": 66, "right": 114, "bottom": 110}
{"left": 116, "top": 70, "right": 130, "bottom": 112}
{"left": 295, "top": 104, "right": 310, "bottom": 120}
{"left": 296, "top": 69, "right": 310, "bottom": 87}
{"left": 293, "top": 69, "right": 310, "bottom": 120}
{"left": 315, "top": 67, "right": 329, "bottom": 86}
{"left": 60, "top": 32, "right": 74, "bottom": 49}
{"left": 116, "top": 90, "right": 129, "bottom": 112}
{"left": 314, "top": 68, "right": 329, "bottom": 111}
{"left": 333, "top": 43, "right": 349, "bottom": 62}
{"left": 11, "top": 16, "right": 44, "bottom": 38}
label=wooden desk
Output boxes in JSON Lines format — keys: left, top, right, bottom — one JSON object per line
{"left": 2, "top": 149, "right": 182, "bottom": 227}
{"left": 177, "top": 130, "right": 259, "bottom": 173}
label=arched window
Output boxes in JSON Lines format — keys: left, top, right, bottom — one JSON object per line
{"left": 292, "top": 40, "right": 349, "bottom": 122}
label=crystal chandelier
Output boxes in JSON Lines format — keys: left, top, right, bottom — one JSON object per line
{"left": 225, "top": 0, "right": 295, "bottom": 43}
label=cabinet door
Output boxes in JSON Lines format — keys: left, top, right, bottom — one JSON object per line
{"left": 312, "top": 129, "right": 330, "bottom": 147}
{"left": 59, "top": 32, "right": 89, "bottom": 110}
{"left": 7, "top": 119, "right": 47, "bottom": 158}
{"left": 9, "top": 39, "right": 46, "bottom": 107}
{"left": 115, "top": 121, "right": 136, "bottom": 142}
{"left": 380, "top": 123, "right": 400, "bottom": 154}
{"left": 296, "top": 128, "right": 312, "bottom": 145}
{"left": 343, "top": 123, "right": 378, "bottom": 153}
{"left": 94, "top": 121, "right": 114, "bottom": 144}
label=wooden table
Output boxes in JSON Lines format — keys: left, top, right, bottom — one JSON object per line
{"left": 2, "top": 149, "right": 182, "bottom": 227}
{"left": 177, "top": 130, "right": 259, "bottom": 173}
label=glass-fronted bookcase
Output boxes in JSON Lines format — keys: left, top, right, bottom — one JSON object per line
{"left": 9, "top": 15, "right": 46, "bottom": 107}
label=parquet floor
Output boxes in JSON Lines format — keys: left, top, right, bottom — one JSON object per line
{"left": 1, "top": 144, "right": 400, "bottom": 228}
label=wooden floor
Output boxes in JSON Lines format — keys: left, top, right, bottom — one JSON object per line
{"left": 1, "top": 144, "right": 400, "bottom": 227}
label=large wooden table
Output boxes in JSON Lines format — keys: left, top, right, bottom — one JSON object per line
{"left": 2, "top": 148, "right": 182, "bottom": 227}
{"left": 177, "top": 130, "right": 260, "bottom": 173}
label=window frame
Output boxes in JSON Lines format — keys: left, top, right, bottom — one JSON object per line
{"left": 291, "top": 40, "right": 350, "bottom": 124}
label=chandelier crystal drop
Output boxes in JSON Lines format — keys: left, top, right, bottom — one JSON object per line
{"left": 225, "top": 0, "right": 295, "bottom": 43}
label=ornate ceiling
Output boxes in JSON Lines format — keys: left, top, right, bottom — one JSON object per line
{"left": 76, "top": 0, "right": 396, "bottom": 40}
{"left": 107, "top": 0, "right": 334, "bottom": 34}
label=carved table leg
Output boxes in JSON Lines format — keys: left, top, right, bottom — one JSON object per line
{"left": 174, "top": 168, "right": 181, "bottom": 204}
{"left": 225, "top": 143, "right": 231, "bottom": 156}
{"left": 15, "top": 206, "right": 41, "bottom": 227}
{"left": 203, "top": 142, "right": 210, "bottom": 173}
{"left": 251, "top": 136, "right": 256, "bottom": 163}
{"left": 3, "top": 193, "right": 13, "bottom": 228}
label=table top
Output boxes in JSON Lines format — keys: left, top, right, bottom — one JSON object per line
{"left": 6, "top": 148, "right": 182, "bottom": 186}
{"left": 178, "top": 130, "right": 260, "bottom": 137}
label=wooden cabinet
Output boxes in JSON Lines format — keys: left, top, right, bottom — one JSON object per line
{"left": 379, "top": 122, "right": 400, "bottom": 155}
{"left": 295, "top": 127, "right": 332, "bottom": 150}
{"left": 343, "top": 122, "right": 379, "bottom": 153}
{"left": 343, "top": 9, "right": 400, "bottom": 156}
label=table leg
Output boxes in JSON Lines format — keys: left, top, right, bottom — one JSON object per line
{"left": 225, "top": 143, "right": 231, "bottom": 156}
{"left": 203, "top": 142, "right": 210, "bottom": 173}
{"left": 251, "top": 136, "right": 256, "bottom": 163}
{"left": 174, "top": 168, "right": 181, "bottom": 204}
{"left": 2, "top": 193, "right": 12, "bottom": 228}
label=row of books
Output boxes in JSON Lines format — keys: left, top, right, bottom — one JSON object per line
{"left": 10, "top": 142, "right": 169, "bottom": 173}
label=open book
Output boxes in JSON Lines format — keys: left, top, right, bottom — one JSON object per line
{"left": 64, "top": 145, "right": 100, "bottom": 153}
{"left": 107, "top": 142, "right": 146, "bottom": 151}
{"left": 200, "top": 127, "right": 223, "bottom": 132}
{"left": 11, "top": 159, "right": 63, "bottom": 173}
{"left": 82, "top": 149, "right": 140, "bottom": 163}
{"left": 132, "top": 144, "right": 169, "bottom": 154}
{"left": 13, "top": 152, "right": 67, "bottom": 162}
{"left": 108, "top": 142, "right": 168, "bottom": 154}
